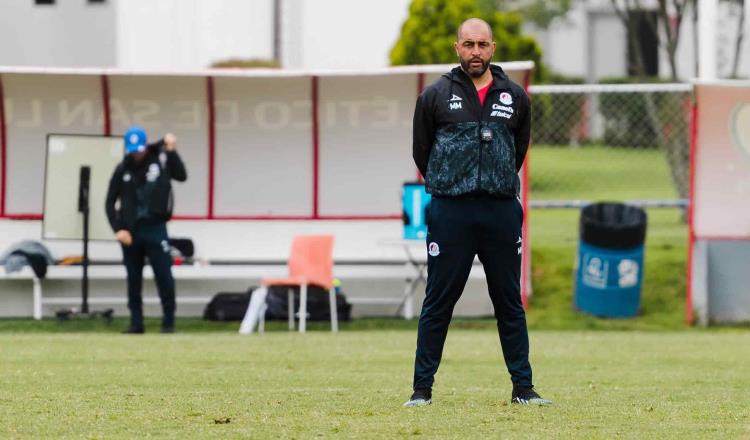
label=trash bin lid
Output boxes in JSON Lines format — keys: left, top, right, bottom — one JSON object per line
{"left": 580, "top": 202, "right": 647, "bottom": 249}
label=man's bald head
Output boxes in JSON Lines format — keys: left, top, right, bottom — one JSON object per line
{"left": 456, "top": 18, "right": 493, "bottom": 42}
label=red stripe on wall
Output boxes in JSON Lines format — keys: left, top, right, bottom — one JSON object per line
{"left": 312, "top": 76, "right": 320, "bottom": 218}
{"left": 4, "top": 213, "right": 42, "bottom": 220}
{"left": 686, "top": 99, "right": 698, "bottom": 325}
{"left": 207, "top": 76, "right": 216, "bottom": 219}
{"left": 197, "top": 215, "right": 401, "bottom": 221}
{"left": 521, "top": 162, "right": 530, "bottom": 309}
{"left": 100, "top": 75, "right": 111, "bottom": 135}
{"left": 520, "top": 68, "right": 533, "bottom": 308}
{"left": 0, "top": 74, "right": 6, "bottom": 217}
{"left": 522, "top": 69, "right": 531, "bottom": 92}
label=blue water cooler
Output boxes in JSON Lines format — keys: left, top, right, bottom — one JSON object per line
{"left": 575, "top": 203, "right": 647, "bottom": 318}
{"left": 402, "top": 183, "right": 431, "bottom": 240}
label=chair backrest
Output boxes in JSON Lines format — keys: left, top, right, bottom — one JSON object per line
{"left": 287, "top": 235, "right": 335, "bottom": 289}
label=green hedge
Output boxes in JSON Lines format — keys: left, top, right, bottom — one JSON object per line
{"left": 598, "top": 77, "right": 686, "bottom": 148}
{"left": 531, "top": 73, "right": 584, "bottom": 146}
{"left": 531, "top": 75, "right": 689, "bottom": 148}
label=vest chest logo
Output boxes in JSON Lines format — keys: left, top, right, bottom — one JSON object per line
{"left": 490, "top": 103, "right": 514, "bottom": 119}
{"left": 428, "top": 242, "right": 440, "bottom": 257}
{"left": 499, "top": 92, "right": 513, "bottom": 105}
{"left": 448, "top": 94, "right": 463, "bottom": 111}
{"left": 123, "top": 173, "right": 132, "bottom": 183}
{"left": 146, "top": 163, "right": 161, "bottom": 182}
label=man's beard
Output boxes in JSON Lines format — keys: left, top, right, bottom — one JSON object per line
{"left": 460, "top": 57, "right": 490, "bottom": 78}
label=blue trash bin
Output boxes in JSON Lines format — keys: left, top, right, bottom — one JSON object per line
{"left": 575, "top": 203, "right": 647, "bottom": 318}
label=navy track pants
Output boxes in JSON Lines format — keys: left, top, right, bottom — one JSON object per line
{"left": 121, "top": 222, "right": 175, "bottom": 328}
{"left": 412, "top": 196, "right": 533, "bottom": 390}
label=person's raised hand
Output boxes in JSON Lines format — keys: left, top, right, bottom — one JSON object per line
{"left": 164, "top": 133, "right": 177, "bottom": 152}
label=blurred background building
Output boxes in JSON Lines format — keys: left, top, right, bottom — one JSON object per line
{"left": 0, "top": 0, "right": 747, "bottom": 79}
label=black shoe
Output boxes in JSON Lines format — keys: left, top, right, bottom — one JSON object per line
{"left": 403, "top": 388, "right": 432, "bottom": 407}
{"left": 511, "top": 386, "right": 552, "bottom": 405}
{"left": 122, "top": 326, "right": 145, "bottom": 334}
{"left": 160, "top": 324, "right": 175, "bottom": 334}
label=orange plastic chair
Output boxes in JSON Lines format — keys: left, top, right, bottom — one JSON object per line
{"left": 261, "top": 235, "right": 338, "bottom": 333}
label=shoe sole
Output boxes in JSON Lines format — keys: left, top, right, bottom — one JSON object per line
{"left": 403, "top": 398, "right": 432, "bottom": 407}
{"left": 512, "top": 397, "right": 552, "bottom": 406}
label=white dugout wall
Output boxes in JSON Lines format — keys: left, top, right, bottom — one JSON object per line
{"left": 689, "top": 81, "right": 750, "bottom": 325}
{"left": 0, "top": 63, "right": 534, "bottom": 303}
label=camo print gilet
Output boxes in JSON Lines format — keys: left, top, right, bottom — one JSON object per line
{"left": 425, "top": 121, "right": 518, "bottom": 197}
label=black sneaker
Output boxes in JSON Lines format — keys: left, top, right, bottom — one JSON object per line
{"left": 403, "top": 389, "right": 432, "bottom": 407}
{"left": 511, "top": 387, "right": 552, "bottom": 405}
{"left": 121, "top": 326, "right": 145, "bottom": 334}
{"left": 160, "top": 324, "right": 175, "bottom": 334}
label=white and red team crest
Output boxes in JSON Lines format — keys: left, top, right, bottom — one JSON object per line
{"left": 499, "top": 92, "right": 513, "bottom": 105}
{"left": 428, "top": 242, "right": 440, "bottom": 257}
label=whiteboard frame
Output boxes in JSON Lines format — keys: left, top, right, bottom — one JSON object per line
{"left": 42, "top": 133, "right": 123, "bottom": 242}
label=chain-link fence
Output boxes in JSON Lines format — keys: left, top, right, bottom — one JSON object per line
{"left": 527, "top": 83, "right": 692, "bottom": 208}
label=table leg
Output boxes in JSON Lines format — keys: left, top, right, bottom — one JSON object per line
{"left": 33, "top": 277, "right": 42, "bottom": 320}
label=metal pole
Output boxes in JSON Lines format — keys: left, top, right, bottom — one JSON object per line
{"left": 78, "top": 166, "right": 90, "bottom": 314}
{"left": 273, "top": 0, "right": 281, "bottom": 63}
{"left": 82, "top": 201, "right": 89, "bottom": 314}
{"left": 698, "top": 0, "right": 718, "bottom": 79}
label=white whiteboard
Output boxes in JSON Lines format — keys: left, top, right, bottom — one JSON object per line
{"left": 43, "top": 135, "right": 123, "bottom": 241}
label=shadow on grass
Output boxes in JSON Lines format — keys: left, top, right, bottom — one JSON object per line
{"left": 1, "top": 315, "right": 746, "bottom": 334}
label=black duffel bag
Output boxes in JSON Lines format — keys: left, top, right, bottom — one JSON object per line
{"left": 265, "top": 285, "right": 352, "bottom": 322}
{"left": 203, "top": 290, "right": 253, "bottom": 321}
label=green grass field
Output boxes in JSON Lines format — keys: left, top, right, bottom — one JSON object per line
{"left": 529, "top": 145, "right": 679, "bottom": 201}
{"left": 2, "top": 146, "right": 747, "bottom": 438}
{"left": 1, "top": 329, "right": 749, "bottom": 438}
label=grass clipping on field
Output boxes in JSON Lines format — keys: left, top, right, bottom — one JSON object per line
{"left": 1, "top": 330, "right": 748, "bottom": 438}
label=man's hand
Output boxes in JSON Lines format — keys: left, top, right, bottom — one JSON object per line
{"left": 116, "top": 230, "right": 133, "bottom": 246}
{"left": 164, "top": 133, "right": 177, "bottom": 152}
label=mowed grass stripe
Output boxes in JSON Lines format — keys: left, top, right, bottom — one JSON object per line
{"left": 1, "top": 331, "right": 748, "bottom": 439}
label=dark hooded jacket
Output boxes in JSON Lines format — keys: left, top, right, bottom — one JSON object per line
{"left": 105, "top": 140, "right": 187, "bottom": 232}
{"left": 412, "top": 64, "right": 531, "bottom": 198}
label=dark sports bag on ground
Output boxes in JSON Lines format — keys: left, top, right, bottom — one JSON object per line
{"left": 203, "top": 290, "right": 253, "bottom": 321}
{"left": 265, "top": 285, "right": 352, "bottom": 322}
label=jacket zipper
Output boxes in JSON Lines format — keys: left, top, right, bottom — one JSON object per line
{"left": 458, "top": 78, "right": 492, "bottom": 192}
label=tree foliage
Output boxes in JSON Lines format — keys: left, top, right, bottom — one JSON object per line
{"left": 493, "top": 0, "right": 574, "bottom": 29}
{"left": 389, "top": 0, "right": 544, "bottom": 80}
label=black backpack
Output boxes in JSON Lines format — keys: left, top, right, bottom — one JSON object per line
{"left": 203, "top": 290, "right": 253, "bottom": 321}
{"left": 265, "top": 285, "right": 352, "bottom": 322}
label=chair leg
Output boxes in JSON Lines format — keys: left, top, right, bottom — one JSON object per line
{"left": 329, "top": 287, "right": 339, "bottom": 333}
{"left": 299, "top": 284, "right": 307, "bottom": 333}
{"left": 259, "top": 303, "right": 267, "bottom": 334}
{"left": 287, "top": 288, "right": 294, "bottom": 331}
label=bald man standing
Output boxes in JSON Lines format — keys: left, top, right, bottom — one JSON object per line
{"left": 404, "top": 18, "right": 551, "bottom": 407}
